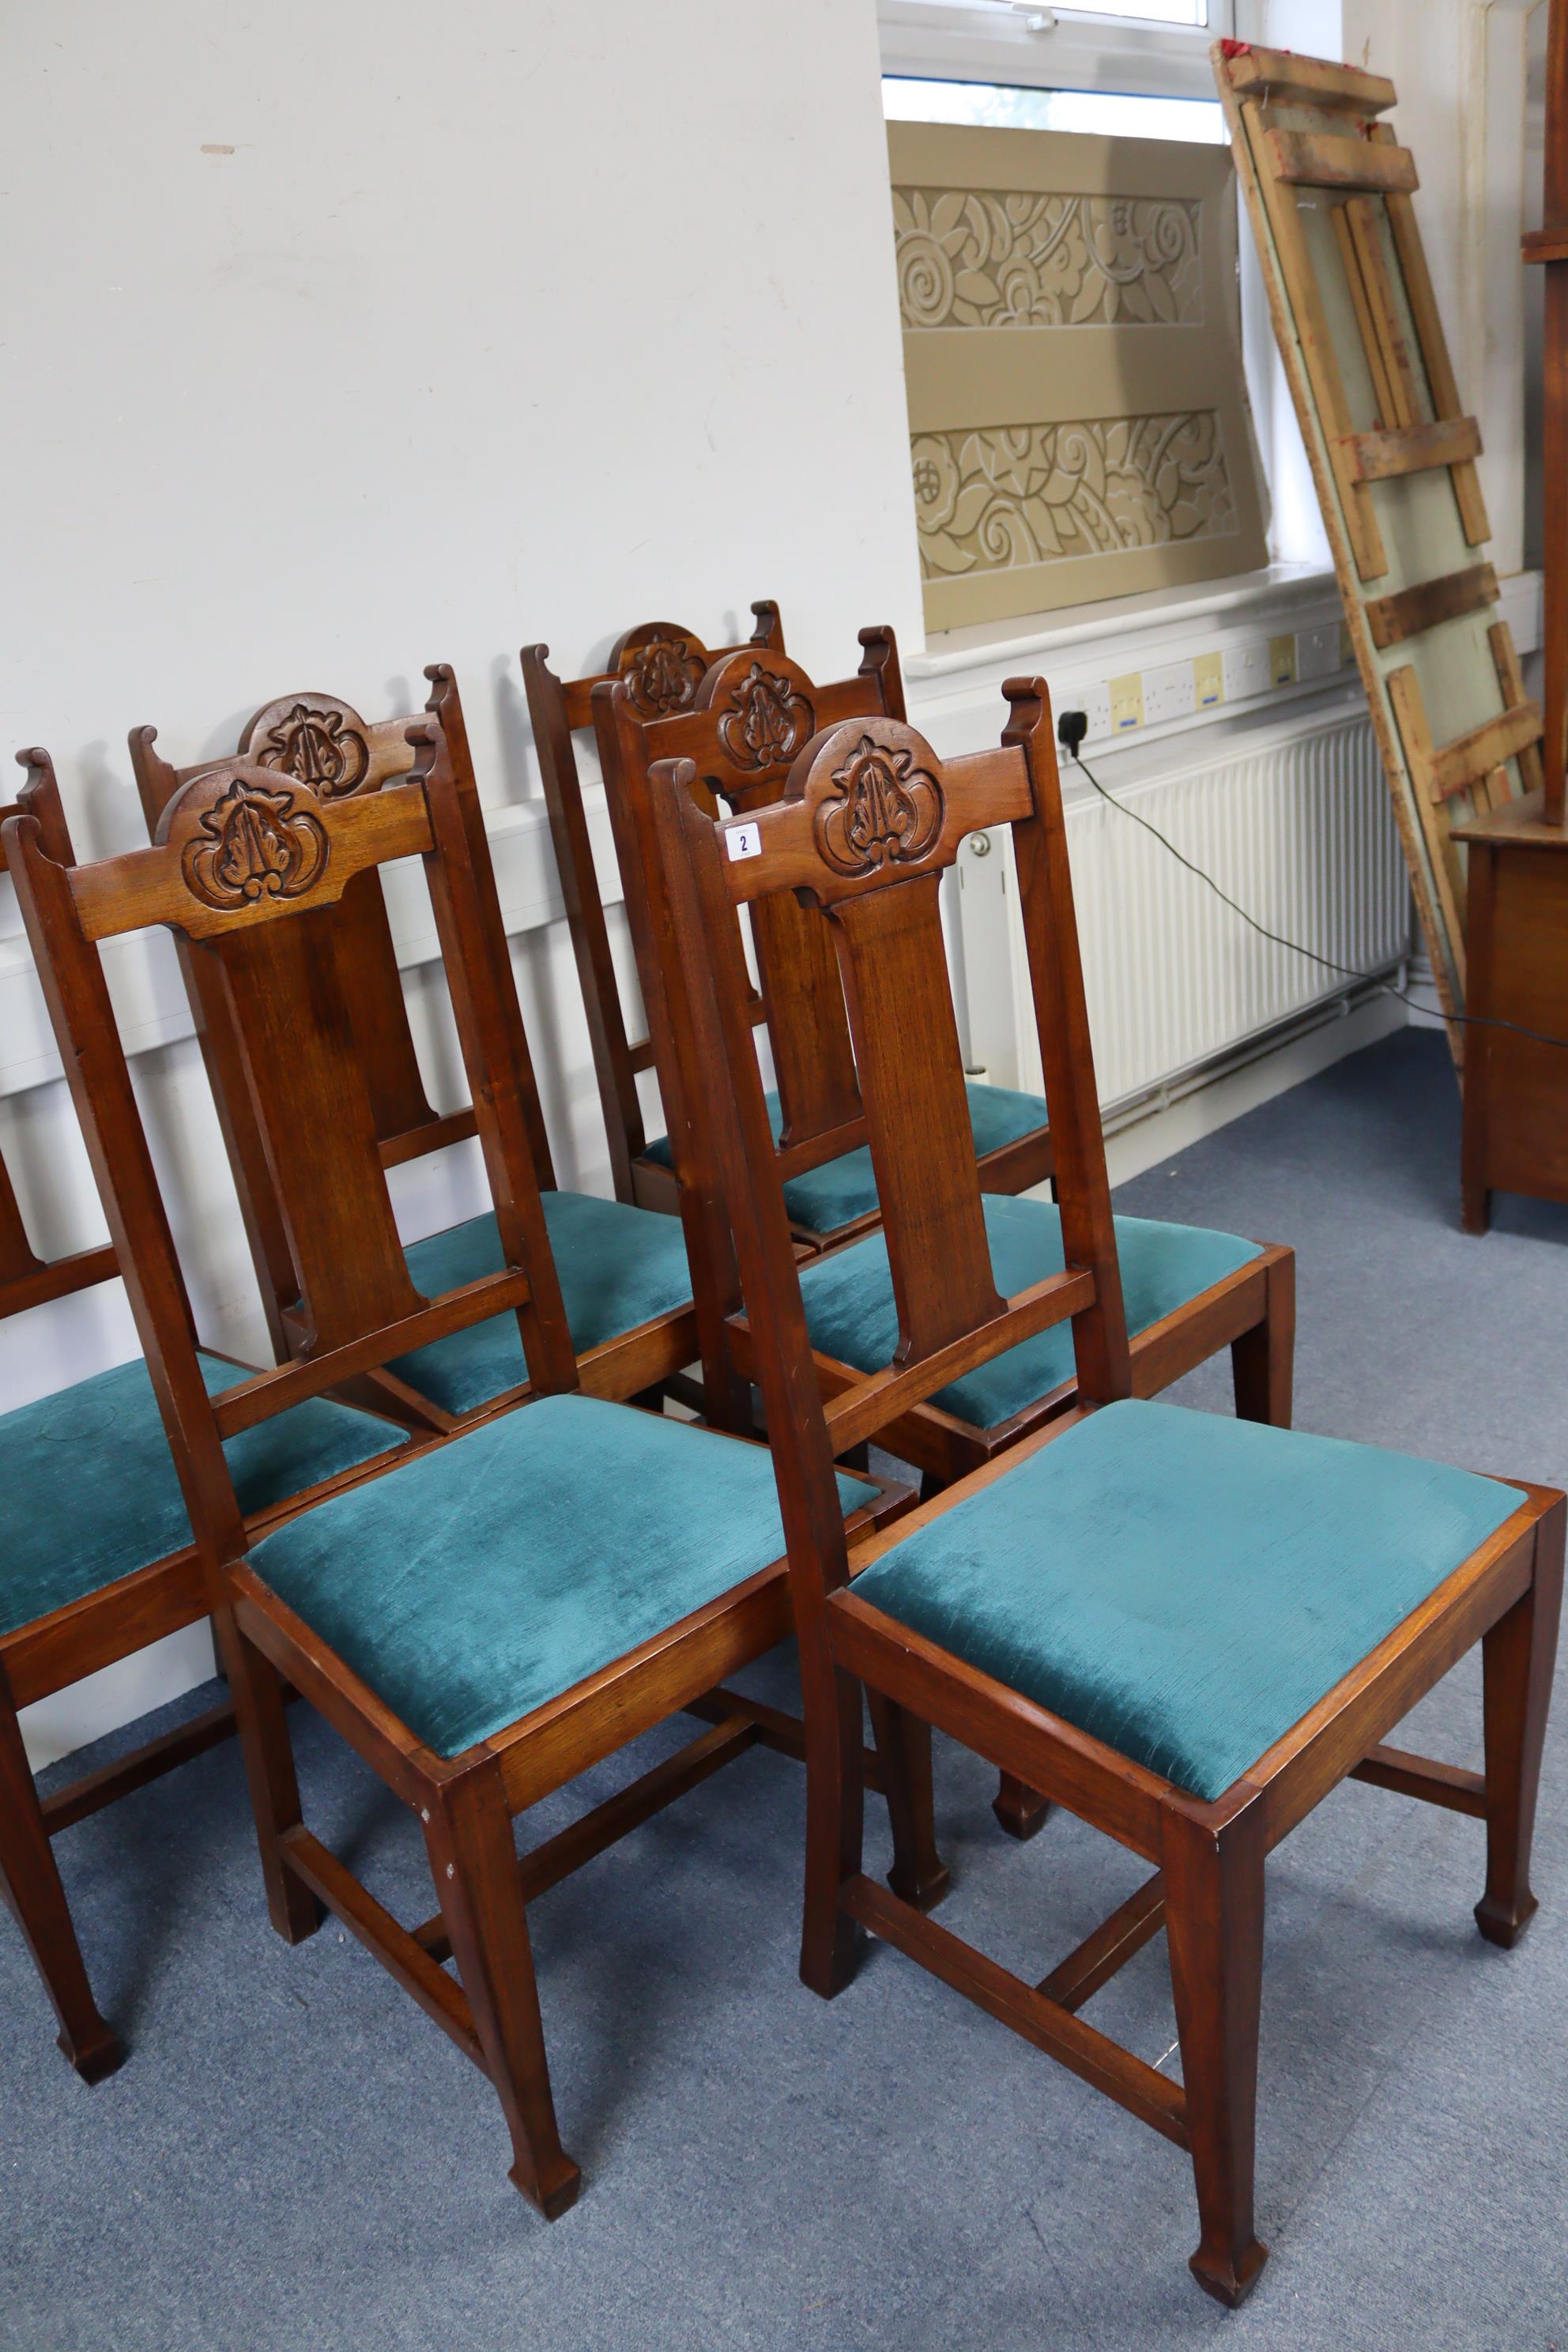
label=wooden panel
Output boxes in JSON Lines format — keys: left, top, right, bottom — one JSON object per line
{"left": 1343, "top": 416, "right": 1481, "bottom": 483}
{"left": 1221, "top": 46, "right": 1395, "bottom": 116}
{"left": 889, "top": 122, "right": 1268, "bottom": 629}
{"left": 1267, "top": 129, "right": 1417, "bottom": 194}
{"left": 1365, "top": 563, "right": 1498, "bottom": 649}
{"left": 1425, "top": 702, "right": 1544, "bottom": 804}
{"left": 831, "top": 878, "right": 1004, "bottom": 1361}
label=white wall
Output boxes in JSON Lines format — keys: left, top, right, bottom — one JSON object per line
{"left": 2, "top": 0, "right": 922, "bottom": 1762}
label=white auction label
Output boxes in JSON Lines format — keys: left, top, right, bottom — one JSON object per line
{"left": 725, "top": 822, "right": 762, "bottom": 861}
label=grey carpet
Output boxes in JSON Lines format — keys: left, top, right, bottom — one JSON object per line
{"left": 6, "top": 1028, "right": 1568, "bottom": 2350}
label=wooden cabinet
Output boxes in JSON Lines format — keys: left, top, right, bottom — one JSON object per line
{"left": 1455, "top": 794, "right": 1568, "bottom": 1228}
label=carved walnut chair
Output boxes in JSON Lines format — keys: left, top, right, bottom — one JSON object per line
{"left": 606, "top": 640, "right": 1294, "bottom": 1842}
{"left": 5, "top": 717, "right": 937, "bottom": 2207}
{"left": 651, "top": 686, "right": 1562, "bottom": 2306}
{"left": 128, "top": 669, "right": 704, "bottom": 1435}
{"left": 0, "top": 762, "right": 409, "bottom": 2080}
{"left": 586, "top": 624, "right": 1062, "bottom": 1253}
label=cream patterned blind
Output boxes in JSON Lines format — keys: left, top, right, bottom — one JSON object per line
{"left": 889, "top": 123, "right": 1268, "bottom": 631}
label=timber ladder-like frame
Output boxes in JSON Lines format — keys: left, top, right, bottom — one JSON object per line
{"left": 1215, "top": 42, "right": 1546, "bottom": 1045}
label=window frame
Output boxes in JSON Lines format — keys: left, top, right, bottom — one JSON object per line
{"left": 877, "top": 1, "right": 1235, "bottom": 108}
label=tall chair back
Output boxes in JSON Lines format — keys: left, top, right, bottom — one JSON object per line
{"left": 520, "top": 605, "right": 783, "bottom": 1200}
{"left": 6, "top": 720, "right": 578, "bottom": 1570}
{"left": 594, "top": 631, "right": 906, "bottom": 1200}
{"left": 130, "top": 673, "right": 556, "bottom": 1357}
{"left": 650, "top": 683, "right": 1132, "bottom": 1599}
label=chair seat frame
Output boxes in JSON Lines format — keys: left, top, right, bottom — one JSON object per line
{"left": 821, "top": 1406, "right": 1561, "bottom": 2302}
{"left": 220, "top": 1428, "right": 913, "bottom": 2217}
{"left": 729, "top": 1240, "right": 1296, "bottom": 1487}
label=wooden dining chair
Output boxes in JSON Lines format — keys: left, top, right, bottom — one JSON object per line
{"left": 601, "top": 635, "right": 1292, "bottom": 1433}
{"left": 128, "top": 669, "right": 708, "bottom": 1434}
{"left": 608, "top": 638, "right": 1293, "bottom": 1841}
{"left": 0, "top": 759, "right": 411, "bottom": 2080}
{"left": 591, "top": 627, "right": 1062, "bottom": 1253}
{"left": 520, "top": 606, "right": 788, "bottom": 1213}
{"left": 4, "top": 715, "right": 935, "bottom": 2207}
{"left": 650, "top": 687, "right": 1563, "bottom": 2305}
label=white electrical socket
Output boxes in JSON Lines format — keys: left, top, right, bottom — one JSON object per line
{"left": 1295, "top": 622, "right": 1340, "bottom": 682}
{"left": 1222, "top": 641, "right": 1271, "bottom": 703}
{"left": 1079, "top": 680, "right": 1112, "bottom": 741}
{"left": 1142, "top": 661, "right": 1197, "bottom": 726}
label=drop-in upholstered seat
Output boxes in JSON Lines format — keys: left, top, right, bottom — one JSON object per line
{"left": 249, "top": 1393, "right": 875, "bottom": 1758}
{"left": 798, "top": 1197, "right": 1261, "bottom": 1433}
{"left": 0, "top": 1351, "right": 405, "bottom": 1638}
{"left": 644, "top": 1082, "right": 1051, "bottom": 1242}
{"left": 393, "top": 1192, "right": 695, "bottom": 1419}
{"left": 850, "top": 1400, "right": 1524, "bottom": 1801}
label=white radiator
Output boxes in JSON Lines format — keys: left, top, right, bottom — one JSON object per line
{"left": 958, "top": 700, "right": 1410, "bottom": 1114}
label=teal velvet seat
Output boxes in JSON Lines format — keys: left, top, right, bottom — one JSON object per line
{"left": 0, "top": 1351, "right": 407, "bottom": 1641}
{"left": 643, "top": 1080, "right": 1050, "bottom": 1238}
{"left": 797, "top": 1194, "right": 1262, "bottom": 1429}
{"left": 248, "top": 1393, "right": 877, "bottom": 1759}
{"left": 392, "top": 1190, "right": 695, "bottom": 1417}
{"left": 852, "top": 1399, "right": 1523, "bottom": 1801}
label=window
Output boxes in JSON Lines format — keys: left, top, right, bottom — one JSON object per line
{"left": 878, "top": 2, "right": 1236, "bottom": 110}
{"left": 882, "top": 79, "right": 1225, "bottom": 145}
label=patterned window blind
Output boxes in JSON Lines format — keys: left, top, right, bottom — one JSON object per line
{"left": 889, "top": 122, "right": 1268, "bottom": 630}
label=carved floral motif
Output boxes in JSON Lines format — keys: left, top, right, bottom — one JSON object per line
{"left": 182, "top": 777, "right": 330, "bottom": 911}
{"left": 892, "top": 188, "right": 1202, "bottom": 330}
{"left": 718, "top": 663, "right": 815, "bottom": 771}
{"left": 258, "top": 703, "right": 369, "bottom": 797}
{"left": 622, "top": 634, "right": 707, "bottom": 717}
{"left": 911, "top": 413, "right": 1235, "bottom": 582}
{"left": 816, "top": 737, "right": 944, "bottom": 878}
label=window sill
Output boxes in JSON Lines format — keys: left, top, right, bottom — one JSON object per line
{"left": 904, "top": 562, "right": 1543, "bottom": 760}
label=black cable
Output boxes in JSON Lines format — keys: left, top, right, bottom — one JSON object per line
{"left": 1064, "top": 736, "right": 1568, "bottom": 1055}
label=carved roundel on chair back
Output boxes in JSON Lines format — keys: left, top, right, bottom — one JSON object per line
{"left": 165, "top": 765, "right": 332, "bottom": 914}
{"left": 801, "top": 718, "right": 946, "bottom": 880}
{"left": 243, "top": 695, "right": 371, "bottom": 798}
{"left": 612, "top": 625, "right": 710, "bottom": 718}
{"left": 699, "top": 653, "right": 816, "bottom": 775}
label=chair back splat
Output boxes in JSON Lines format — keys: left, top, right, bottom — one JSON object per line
{"left": 520, "top": 605, "right": 783, "bottom": 1202}
{"left": 651, "top": 681, "right": 1132, "bottom": 1585}
{"left": 594, "top": 631, "right": 908, "bottom": 1196}
{"left": 4, "top": 720, "right": 579, "bottom": 1568}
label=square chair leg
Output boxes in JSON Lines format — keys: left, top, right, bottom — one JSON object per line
{"left": 1163, "top": 1796, "right": 1268, "bottom": 2309}
{"left": 868, "top": 1690, "right": 951, "bottom": 1911}
{"left": 428, "top": 1763, "right": 581, "bottom": 2218}
{"left": 0, "top": 1683, "right": 121, "bottom": 2081}
{"left": 1476, "top": 1506, "right": 1564, "bottom": 1947}
{"left": 1231, "top": 1253, "right": 1295, "bottom": 1428}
